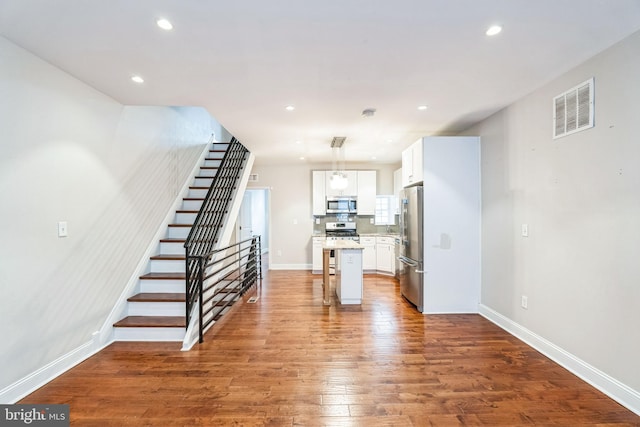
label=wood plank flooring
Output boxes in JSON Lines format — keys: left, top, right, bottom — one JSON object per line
{"left": 21, "top": 268, "right": 639, "bottom": 426}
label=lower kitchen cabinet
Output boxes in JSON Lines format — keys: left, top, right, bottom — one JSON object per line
{"left": 376, "top": 236, "right": 396, "bottom": 275}
{"left": 312, "top": 236, "right": 325, "bottom": 274}
{"left": 359, "top": 236, "right": 376, "bottom": 272}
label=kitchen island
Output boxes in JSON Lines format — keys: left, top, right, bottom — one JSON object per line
{"left": 322, "top": 240, "right": 364, "bottom": 305}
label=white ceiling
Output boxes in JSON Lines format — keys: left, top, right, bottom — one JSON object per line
{"left": 2, "top": 1, "right": 640, "bottom": 165}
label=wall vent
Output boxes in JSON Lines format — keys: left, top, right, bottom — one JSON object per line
{"left": 248, "top": 174, "right": 259, "bottom": 182}
{"left": 553, "top": 78, "right": 594, "bottom": 139}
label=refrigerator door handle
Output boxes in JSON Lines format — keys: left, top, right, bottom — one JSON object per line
{"left": 398, "top": 256, "right": 424, "bottom": 274}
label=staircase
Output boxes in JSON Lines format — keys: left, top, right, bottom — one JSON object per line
{"left": 113, "top": 141, "right": 244, "bottom": 341}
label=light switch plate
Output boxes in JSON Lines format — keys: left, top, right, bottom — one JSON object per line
{"left": 58, "top": 221, "right": 68, "bottom": 237}
{"left": 521, "top": 224, "right": 529, "bottom": 237}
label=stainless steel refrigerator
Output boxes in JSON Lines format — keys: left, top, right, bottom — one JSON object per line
{"left": 398, "top": 185, "right": 424, "bottom": 312}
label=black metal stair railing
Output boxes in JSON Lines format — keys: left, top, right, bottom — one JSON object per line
{"left": 184, "top": 137, "right": 250, "bottom": 331}
{"left": 193, "top": 235, "right": 262, "bottom": 343}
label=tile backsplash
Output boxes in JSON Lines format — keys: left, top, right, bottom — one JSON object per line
{"left": 313, "top": 215, "right": 399, "bottom": 235}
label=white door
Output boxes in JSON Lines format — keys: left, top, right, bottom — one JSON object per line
{"left": 238, "top": 192, "right": 253, "bottom": 242}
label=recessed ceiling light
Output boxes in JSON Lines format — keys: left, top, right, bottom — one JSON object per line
{"left": 371, "top": 156, "right": 377, "bottom": 160}
{"left": 131, "top": 75, "right": 144, "bottom": 84}
{"left": 486, "top": 25, "right": 502, "bottom": 36}
{"left": 157, "top": 18, "right": 173, "bottom": 31}
{"left": 417, "top": 105, "right": 428, "bottom": 111}
{"left": 285, "top": 105, "right": 295, "bottom": 111}
{"left": 299, "top": 156, "right": 305, "bottom": 160}
{"left": 295, "top": 140, "right": 301, "bottom": 144}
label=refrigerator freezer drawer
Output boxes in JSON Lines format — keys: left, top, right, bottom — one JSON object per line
{"left": 398, "top": 256, "right": 423, "bottom": 313}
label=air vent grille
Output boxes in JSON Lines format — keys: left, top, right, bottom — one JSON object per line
{"left": 248, "top": 174, "right": 259, "bottom": 182}
{"left": 553, "top": 78, "right": 594, "bottom": 139}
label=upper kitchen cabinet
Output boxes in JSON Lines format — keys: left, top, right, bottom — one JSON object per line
{"left": 356, "top": 171, "right": 376, "bottom": 215}
{"left": 312, "top": 170, "right": 327, "bottom": 215}
{"left": 325, "top": 170, "right": 358, "bottom": 197}
{"left": 401, "top": 139, "right": 423, "bottom": 187}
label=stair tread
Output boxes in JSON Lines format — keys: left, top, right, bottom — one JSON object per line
{"left": 114, "top": 316, "right": 185, "bottom": 328}
{"left": 176, "top": 209, "right": 199, "bottom": 213}
{"left": 183, "top": 197, "right": 205, "bottom": 201}
{"left": 159, "top": 237, "right": 185, "bottom": 243}
{"left": 140, "top": 272, "right": 186, "bottom": 280}
{"left": 200, "top": 166, "right": 219, "bottom": 170}
{"left": 128, "top": 293, "right": 186, "bottom": 302}
{"left": 150, "top": 254, "right": 185, "bottom": 260}
{"left": 168, "top": 223, "right": 193, "bottom": 228}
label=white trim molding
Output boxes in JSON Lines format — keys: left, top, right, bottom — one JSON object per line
{"left": 0, "top": 333, "right": 111, "bottom": 404}
{"left": 479, "top": 304, "right": 640, "bottom": 416}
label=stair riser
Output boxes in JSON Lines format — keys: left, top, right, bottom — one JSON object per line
{"left": 208, "top": 151, "right": 225, "bottom": 160}
{"left": 198, "top": 169, "right": 218, "bottom": 177}
{"left": 181, "top": 200, "right": 204, "bottom": 210}
{"left": 150, "top": 259, "right": 185, "bottom": 273}
{"left": 211, "top": 143, "right": 228, "bottom": 151}
{"left": 159, "top": 242, "right": 185, "bottom": 255}
{"left": 127, "top": 302, "right": 185, "bottom": 316}
{"left": 203, "top": 159, "right": 222, "bottom": 167}
{"left": 139, "top": 280, "right": 184, "bottom": 293}
{"left": 175, "top": 212, "right": 198, "bottom": 224}
{"left": 187, "top": 188, "right": 208, "bottom": 199}
{"left": 192, "top": 177, "right": 213, "bottom": 186}
{"left": 167, "top": 226, "right": 190, "bottom": 239}
{"left": 113, "top": 327, "right": 184, "bottom": 342}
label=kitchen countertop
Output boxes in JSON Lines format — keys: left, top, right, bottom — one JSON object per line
{"left": 322, "top": 240, "right": 364, "bottom": 250}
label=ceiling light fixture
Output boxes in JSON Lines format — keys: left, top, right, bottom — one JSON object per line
{"left": 285, "top": 105, "right": 295, "bottom": 111}
{"left": 418, "top": 105, "right": 428, "bottom": 111}
{"left": 131, "top": 75, "right": 144, "bottom": 83}
{"left": 486, "top": 25, "right": 502, "bottom": 36}
{"left": 156, "top": 18, "right": 173, "bottom": 31}
{"left": 330, "top": 137, "right": 348, "bottom": 190}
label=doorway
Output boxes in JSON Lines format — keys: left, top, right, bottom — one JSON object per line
{"left": 237, "top": 188, "right": 270, "bottom": 260}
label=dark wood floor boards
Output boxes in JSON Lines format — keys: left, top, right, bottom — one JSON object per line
{"left": 20, "top": 268, "right": 639, "bottom": 426}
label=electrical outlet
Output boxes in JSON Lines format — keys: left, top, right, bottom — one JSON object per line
{"left": 521, "top": 224, "right": 529, "bottom": 237}
{"left": 370, "top": 218, "right": 374, "bottom": 224}
{"left": 315, "top": 218, "right": 320, "bottom": 225}
{"left": 521, "top": 295, "right": 528, "bottom": 309}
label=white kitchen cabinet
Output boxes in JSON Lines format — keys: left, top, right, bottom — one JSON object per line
{"left": 356, "top": 171, "right": 376, "bottom": 215}
{"left": 359, "top": 236, "right": 377, "bottom": 272}
{"left": 401, "top": 139, "right": 423, "bottom": 187}
{"left": 376, "top": 236, "right": 396, "bottom": 275}
{"left": 312, "top": 236, "right": 325, "bottom": 274}
{"left": 325, "top": 170, "right": 358, "bottom": 197}
{"left": 312, "top": 171, "right": 326, "bottom": 216}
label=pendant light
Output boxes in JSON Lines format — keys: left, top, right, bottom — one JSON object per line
{"left": 329, "top": 137, "right": 348, "bottom": 190}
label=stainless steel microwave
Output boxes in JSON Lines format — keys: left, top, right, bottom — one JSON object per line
{"left": 326, "top": 196, "right": 357, "bottom": 214}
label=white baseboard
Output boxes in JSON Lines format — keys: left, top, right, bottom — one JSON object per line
{"left": 0, "top": 333, "right": 112, "bottom": 404}
{"left": 478, "top": 304, "right": 640, "bottom": 416}
{"left": 268, "top": 263, "right": 311, "bottom": 270}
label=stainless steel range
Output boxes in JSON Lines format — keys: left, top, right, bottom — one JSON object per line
{"left": 325, "top": 222, "right": 359, "bottom": 274}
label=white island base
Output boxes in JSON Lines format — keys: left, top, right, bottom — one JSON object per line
{"left": 322, "top": 241, "right": 364, "bottom": 305}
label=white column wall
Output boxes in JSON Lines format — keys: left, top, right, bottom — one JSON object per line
{"left": 0, "top": 36, "right": 218, "bottom": 393}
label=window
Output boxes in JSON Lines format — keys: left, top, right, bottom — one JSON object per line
{"left": 375, "top": 196, "right": 397, "bottom": 225}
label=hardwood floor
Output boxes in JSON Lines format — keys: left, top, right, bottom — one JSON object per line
{"left": 21, "top": 268, "right": 639, "bottom": 426}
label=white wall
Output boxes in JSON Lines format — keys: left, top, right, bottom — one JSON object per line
{"left": 0, "top": 36, "right": 220, "bottom": 395}
{"left": 467, "top": 30, "right": 640, "bottom": 399}
{"left": 247, "top": 161, "right": 399, "bottom": 269}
